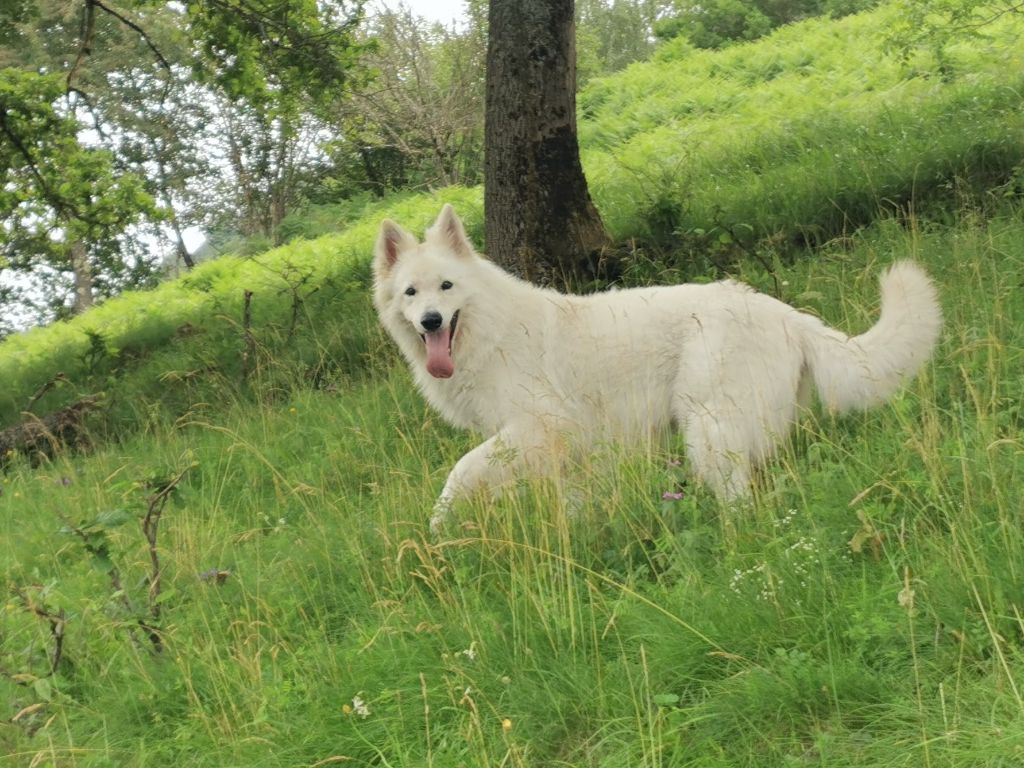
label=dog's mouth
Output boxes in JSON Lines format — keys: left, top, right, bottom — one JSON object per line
{"left": 421, "top": 310, "right": 460, "bottom": 379}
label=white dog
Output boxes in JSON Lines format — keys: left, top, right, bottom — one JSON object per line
{"left": 373, "top": 205, "right": 941, "bottom": 532}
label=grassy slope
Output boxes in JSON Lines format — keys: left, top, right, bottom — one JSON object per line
{"left": 3, "top": 6, "right": 1024, "bottom": 767}
{"left": 3, "top": 210, "right": 1022, "bottom": 767}
{"left": 581, "top": 4, "right": 1024, "bottom": 243}
{"left": 0, "top": 187, "right": 484, "bottom": 429}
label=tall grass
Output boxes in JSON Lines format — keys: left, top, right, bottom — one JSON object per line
{"left": 581, "top": 5, "right": 1024, "bottom": 243}
{"left": 2, "top": 3, "right": 1024, "bottom": 765}
{"left": 2, "top": 203, "right": 1022, "bottom": 765}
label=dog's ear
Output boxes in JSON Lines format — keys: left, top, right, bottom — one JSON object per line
{"left": 428, "top": 204, "right": 473, "bottom": 258}
{"left": 375, "top": 219, "right": 416, "bottom": 275}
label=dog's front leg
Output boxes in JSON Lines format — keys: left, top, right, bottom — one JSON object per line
{"left": 430, "top": 421, "right": 559, "bottom": 535}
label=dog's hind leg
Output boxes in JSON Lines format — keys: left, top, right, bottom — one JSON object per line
{"left": 672, "top": 331, "right": 802, "bottom": 499}
{"left": 431, "top": 419, "right": 564, "bottom": 534}
{"left": 675, "top": 401, "right": 755, "bottom": 499}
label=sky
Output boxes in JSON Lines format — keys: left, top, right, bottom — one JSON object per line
{"left": 370, "top": 0, "right": 468, "bottom": 28}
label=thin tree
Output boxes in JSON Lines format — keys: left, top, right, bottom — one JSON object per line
{"left": 484, "top": 0, "right": 611, "bottom": 288}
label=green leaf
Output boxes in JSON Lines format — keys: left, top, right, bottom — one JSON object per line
{"left": 33, "top": 677, "right": 53, "bottom": 702}
{"left": 93, "top": 509, "right": 134, "bottom": 529}
{"left": 652, "top": 693, "right": 680, "bottom": 706}
{"left": 154, "top": 588, "right": 179, "bottom": 606}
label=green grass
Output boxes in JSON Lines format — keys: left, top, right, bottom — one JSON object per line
{"left": 3, "top": 3, "right": 1024, "bottom": 765}
{"left": 0, "top": 187, "right": 484, "bottom": 429}
{"left": 2, "top": 204, "right": 1023, "bottom": 766}
{"left": 581, "top": 5, "right": 1024, "bottom": 245}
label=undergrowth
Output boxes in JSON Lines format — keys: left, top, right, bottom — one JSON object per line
{"left": 2, "top": 4, "right": 1024, "bottom": 766}
{"left": 581, "top": 4, "right": 1024, "bottom": 247}
{"left": 1, "top": 204, "right": 1022, "bottom": 766}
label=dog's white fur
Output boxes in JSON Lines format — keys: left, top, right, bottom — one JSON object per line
{"left": 374, "top": 205, "right": 941, "bottom": 532}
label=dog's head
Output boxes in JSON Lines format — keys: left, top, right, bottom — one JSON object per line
{"left": 373, "top": 204, "right": 477, "bottom": 379}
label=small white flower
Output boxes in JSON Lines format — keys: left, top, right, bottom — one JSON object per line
{"left": 351, "top": 695, "right": 371, "bottom": 718}
{"left": 459, "top": 643, "right": 477, "bottom": 661}
{"left": 898, "top": 585, "right": 915, "bottom": 611}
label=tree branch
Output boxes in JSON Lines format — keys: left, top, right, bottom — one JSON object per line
{"left": 67, "top": 0, "right": 173, "bottom": 93}
{"left": 0, "top": 109, "right": 83, "bottom": 222}
{"left": 66, "top": 0, "right": 97, "bottom": 92}
{"left": 142, "top": 464, "right": 192, "bottom": 633}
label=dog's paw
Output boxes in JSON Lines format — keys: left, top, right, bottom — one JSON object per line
{"left": 429, "top": 498, "right": 452, "bottom": 537}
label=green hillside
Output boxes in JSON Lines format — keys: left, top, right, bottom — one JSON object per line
{"left": 581, "top": 4, "right": 1024, "bottom": 242}
{"left": 3, "top": 5, "right": 1024, "bottom": 766}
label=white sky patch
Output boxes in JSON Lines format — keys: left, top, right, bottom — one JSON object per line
{"left": 368, "top": 0, "right": 469, "bottom": 28}
{"left": 182, "top": 226, "right": 205, "bottom": 252}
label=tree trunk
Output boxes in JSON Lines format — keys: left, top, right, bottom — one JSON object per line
{"left": 69, "top": 239, "right": 94, "bottom": 314}
{"left": 484, "top": 0, "right": 611, "bottom": 289}
{"left": 155, "top": 155, "right": 195, "bottom": 270}
{"left": 166, "top": 207, "right": 195, "bottom": 270}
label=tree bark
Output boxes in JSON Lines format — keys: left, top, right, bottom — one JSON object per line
{"left": 484, "top": 0, "right": 610, "bottom": 289}
{"left": 69, "top": 238, "right": 94, "bottom": 313}
{"left": 155, "top": 154, "right": 195, "bottom": 269}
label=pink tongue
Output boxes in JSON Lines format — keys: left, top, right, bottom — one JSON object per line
{"left": 424, "top": 329, "right": 454, "bottom": 378}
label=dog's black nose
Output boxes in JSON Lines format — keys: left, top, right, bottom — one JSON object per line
{"left": 421, "top": 311, "right": 443, "bottom": 331}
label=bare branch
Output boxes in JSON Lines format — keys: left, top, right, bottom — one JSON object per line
{"left": 142, "top": 464, "right": 193, "bottom": 630}
{"left": 66, "top": 0, "right": 173, "bottom": 93}
{"left": 66, "top": 0, "right": 97, "bottom": 92}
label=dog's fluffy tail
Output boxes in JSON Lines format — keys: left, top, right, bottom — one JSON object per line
{"left": 799, "top": 261, "right": 941, "bottom": 413}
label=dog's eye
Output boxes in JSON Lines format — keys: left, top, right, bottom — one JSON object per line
{"left": 404, "top": 286, "right": 416, "bottom": 297}
{"left": 441, "top": 281, "right": 453, "bottom": 290}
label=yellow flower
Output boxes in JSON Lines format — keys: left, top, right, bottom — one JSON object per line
{"left": 289, "top": 407, "right": 298, "bottom": 414}
{"left": 342, "top": 704, "right": 352, "bottom": 715}
{"left": 502, "top": 718, "right": 513, "bottom": 733}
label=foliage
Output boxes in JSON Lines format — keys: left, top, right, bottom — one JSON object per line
{"left": 576, "top": 0, "right": 666, "bottom": 83}
{"left": 180, "top": 1, "right": 371, "bottom": 242}
{"left": 184, "top": 0, "right": 367, "bottom": 105}
{"left": 886, "top": 0, "right": 1024, "bottom": 67}
{"left": 0, "top": 0, "right": 371, "bottom": 327}
{"left": 580, "top": 4, "right": 1024, "bottom": 250}
{"left": 655, "top": 0, "right": 881, "bottom": 48}
{"left": 0, "top": 69, "right": 159, "bottom": 331}
{"left": 329, "top": 6, "right": 487, "bottom": 196}
{"left": 2, "top": 10, "right": 1024, "bottom": 761}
